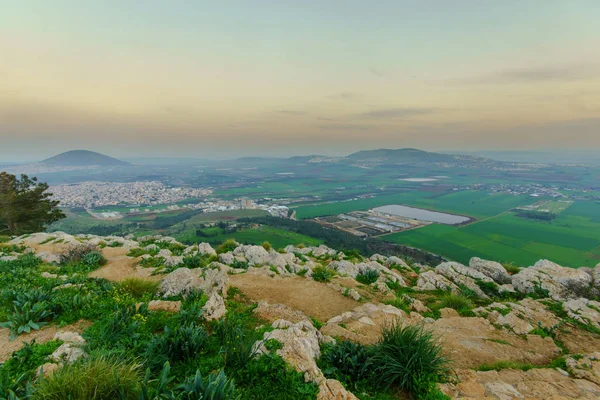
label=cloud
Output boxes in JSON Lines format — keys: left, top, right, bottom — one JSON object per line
{"left": 328, "top": 92, "right": 360, "bottom": 101}
{"left": 369, "top": 66, "right": 385, "bottom": 78}
{"left": 275, "top": 109, "right": 306, "bottom": 116}
{"left": 357, "top": 107, "right": 437, "bottom": 119}
{"left": 318, "top": 123, "right": 374, "bottom": 131}
{"left": 468, "top": 64, "right": 599, "bottom": 84}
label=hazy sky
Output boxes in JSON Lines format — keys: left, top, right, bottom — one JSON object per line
{"left": 1, "top": 1, "right": 599, "bottom": 161}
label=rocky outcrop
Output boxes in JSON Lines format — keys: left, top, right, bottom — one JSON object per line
{"left": 50, "top": 331, "right": 87, "bottom": 364}
{"left": 512, "top": 260, "right": 593, "bottom": 300}
{"left": 158, "top": 268, "right": 202, "bottom": 298}
{"left": 233, "top": 245, "right": 270, "bottom": 266}
{"left": 415, "top": 270, "right": 459, "bottom": 292}
{"left": 254, "top": 319, "right": 333, "bottom": 382}
{"left": 563, "top": 298, "right": 600, "bottom": 329}
{"left": 469, "top": 257, "right": 512, "bottom": 284}
{"left": 435, "top": 261, "right": 496, "bottom": 299}
{"left": 567, "top": 353, "right": 600, "bottom": 386}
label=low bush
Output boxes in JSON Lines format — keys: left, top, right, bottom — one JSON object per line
{"left": 262, "top": 241, "right": 272, "bottom": 251}
{"left": 502, "top": 262, "right": 520, "bottom": 275}
{"left": 319, "top": 341, "right": 374, "bottom": 389}
{"left": 33, "top": 356, "right": 142, "bottom": 400}
{"left": 118, "top": 278, "right": 159, "bottom": 299}
{"left": 1, "top": 300, "right": 53, "bottom": 340}
{"left": 144, "top": 323, "right": 209, "bottom": 371}
{"left": 372, "top": 321, "right": 450, "bottom": 398}
{"left": 59, "top": 244, "right": 103, "bottom": 266}
{"left": 216, "top": 239, "right": 238, "bottom": 254}
{"left": 356, "top": 268, "right": 380, "bottom": 285}
{"left": 178, "top": 369, "right": 239, "bottom": 400}
{"left": 437, "top": 293, "right": 475, "bottom": 316}
{"left": 311, "top": 266, "right": 334, "bottom": 283}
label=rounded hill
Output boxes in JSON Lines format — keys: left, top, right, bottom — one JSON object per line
{"left": 40, "top": 150, "right": 131, "bottom": 167}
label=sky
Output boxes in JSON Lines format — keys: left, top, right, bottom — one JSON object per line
{"left": 1, "top": 1, "right": 599, "bottom": 161}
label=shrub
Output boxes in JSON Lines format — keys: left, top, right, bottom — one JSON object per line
{"left": 1, "top": 300, "right": 53, "bottom": 340}
{"left": 320, "top": 341, "right": 374, "bottom": 389}
{"left": 118, "top": 278, "right": 159, "bottom": 299}
{"left": 372, "top": 322, "right": 450, "bottom": 397}
{"left": 231, "top": 259, "right": 249, "bottom": 269}
{"left": 216, "top": 239, "right": 238, "bottom": 254}
{"left": 0, "top": 340, "right": 63, "bottom": 395}
{"left": 262, "top": 241, "right": 272, "bottom": 251}
{"left": 33, "top": 356, "right": 142, "bottom": 400}
{"left": 215, "top": 313, "right": 261, "bottom": 372}
{"left": 178, "top": 370, "right": 239, "bottom": 400}
{"left": 145, "top": 323, "right": 208, "bottom": 371}
{"left": 502, "top": 262, "right": 520, "bottom": 275}
{"left": 311, "top": 266, "right": 334, "bottom": 283}
{"left": 356, "top": 268, "right": 380, "bottom": 285}
{"left": 60, "top": 244, "right": 102, "bottom": 265}
{"left": 235, "top": 353, "right": 319, "bottom": 400}
{"left": 437, "top": 293, "right": 474, "bottom": 316}
{"left": 82, "top": 251, "right": 107, "bottom": 268}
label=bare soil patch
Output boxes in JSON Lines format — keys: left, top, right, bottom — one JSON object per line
{"left": 230, "top": 274, "right": 359, "bottom": 321}
{"left": 0, "top": 320, "right": 90, "bottom": 362}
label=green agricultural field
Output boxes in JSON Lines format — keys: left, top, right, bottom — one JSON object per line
{"left": 294, "top": 190, "right": 535, "bottom": 220}
{"left": 174, "top": 225, "right": 323, "bottom": 248}
{"left": 385, "top": 201, "right": 600, "bottom": 267}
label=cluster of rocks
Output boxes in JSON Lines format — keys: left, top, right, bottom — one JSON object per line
{"left": 37, "top": 331, "right": 87, "bottom": 378}
{"left": 251, "top": 302, "right": 358, "bottom": 400}
{"left": 415, "top": 257, "right": 600, "bottom": 302}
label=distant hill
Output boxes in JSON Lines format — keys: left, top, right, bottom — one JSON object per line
{"left": 40, "top": 150, "right": 131, "bottom": 167}
{"left": 346, "top": 148, "right": 459, "bottom": 163}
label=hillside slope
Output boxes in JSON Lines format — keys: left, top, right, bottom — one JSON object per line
{"left": 2, "top": 232, "right": 600, "bottom": 399}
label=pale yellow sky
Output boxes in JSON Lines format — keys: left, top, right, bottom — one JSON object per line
{"left": 1, "top": 1, "right": 599, "bottom": 160}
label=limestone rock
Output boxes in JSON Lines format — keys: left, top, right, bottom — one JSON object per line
{"left": 51, "top": 343, "right": 87, "bottom": 363}
{"left": 469, "top": 257, "right": 512, "bottom": 284}
{"left": 158, "top": 268, "right": 202, "bottom": 298}
{"left": 317, "top": 379, "right": 359, "bottom": 400}
{"left": 254, "top": 319, "right": 330, "bottom": 383}
{"left": 234, "top": 245, "right": 270, "bottom": 266}
{"left": 219, "top": 252, "right": 235, "bottom": 265}
{"left": 512, "top": 259, "right": 593, "bottom": 300}
{"left": 147, "top": 300, "right": 181, "bottom": 313}
{"left": 201, "top": 267, "right": 229, "bottom": 297}
{"left": 36, "top": 363, "right": 60, "bottom": 378}
{"left": 563, "top": 298, "right": 600, "bottom": 328}
{"left": 567, "top": 353, "right": 600, "bottom": 385}
{"left": 328, "top": 261, "right": 359, "bottom": 278}
{"left": 198, "top": 242, "right": 217, "bottom": 257}
{"left": 203, "top": 293, "right": 226, "bottom": 320}
{"left": 416, "top": 270, "right": 459, "bottom": 292}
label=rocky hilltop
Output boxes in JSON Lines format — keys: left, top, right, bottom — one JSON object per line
{"left": 2, "top": 232, "right": 600, "bottom": 399}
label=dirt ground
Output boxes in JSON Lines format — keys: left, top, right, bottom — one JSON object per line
{"left": 89, "top": 247, "right": 160, "bottom": 282}
{"left": 230, "top": 274, "right": 359, "bottom": 321}
{"left": 0, "top": 320, "right": 90, "bottom": 362}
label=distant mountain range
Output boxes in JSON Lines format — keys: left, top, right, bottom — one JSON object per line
{"left": 40, "top": 150, "right": 131, "bottom": 167}
{"left": 345, "top": 148, "right": 464, "bottom": 163}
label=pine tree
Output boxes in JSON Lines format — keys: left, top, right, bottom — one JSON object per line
{"left": 0, "top": 172, "right": 65, "bottom": 235}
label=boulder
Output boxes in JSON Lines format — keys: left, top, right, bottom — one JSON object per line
{"left": 158, "top": 268, "right": 202, "bottom": 298}
{"left": 157, "top": 248, "right": 172, "bottom": 258}
{"left": 435, "top": 262, "right": 495, "bottom": 299}
{"left": 51, "top": 343, "right": 87, "bottom": 363}
{"left": 566, "top": 353, "right": 600, "bottom": 385}
{"left": 415, "top": 270, "right": 459, "bottom": 292}
{"left": 328, "top": 260, "right": 359, "bottom": 278}
{"left": 219, "top": 252, "right": 235, "bottom": 265}
{"left": 201, "top": 267, "right": 229, "bottom": 297}
{"left": 233, "top": 245, "right": 271, "bottom": 266}
{"left": 202, "top": 293, "right": 226, "bottom": 321}
{"left": 198, "top": 242, "right": 217, "bottom": 257}
{"left": 469, "top": 257, "right": 512, "bottom": 284}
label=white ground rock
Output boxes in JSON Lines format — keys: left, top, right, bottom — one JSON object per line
{"left": 469, "top": 257, "right": 512, "bottom": 284}
{"left": 512, "top": 260, "right": 593, "bottom": 300}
